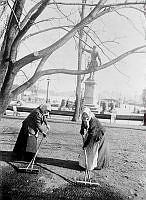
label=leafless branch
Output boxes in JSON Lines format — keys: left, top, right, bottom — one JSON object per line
{"left": 34, "top": 16, "right": 71, "bottom": 25}
{"left": 85, "top": 25, "right": 132, "bottom": 78}
{"left": 34, "top": 55, "right": 50, "bottom": 74}
{"left": 41, "top": 1, "right": 146, "bottom": 7}
{"left": 21, "top": 25, "right": 74, "bottom": 42}
{"left": 11, "top": 44, "right": 146, "bottom": 97}
{"left": 20, "top": 1, "right": 42, "bottom": 29}
{"left": 53, "top": 0, "right": 75, "bottom": 25}
{"left": 83, "top": 27, "right": 115, "bottom": 61}
{"left": 87, "top": 26, "right": 120, "bottom": 56}
{"left": 115, "top": 10, "right": 143, "bottom": 37}
{"left": 10, "top": 0, "right": 51, "bottom": 62}
{"left": 13, "top": 0, "right": 145, "bottom": 75}
{"left": 0, "top": 2, "right": 9, "bottom": 41}
{"left": 19, "top": 69, "right": 29, "bottom": 81}
{"left": 7, "top": 0, "right": 21, "bottom": 31}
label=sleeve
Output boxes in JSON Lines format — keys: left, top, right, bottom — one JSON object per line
{"left": 83, "top": 119, "right": 105, "bottom": 148}
{"left": 43, "top": 115, "right": 48, "bottom": 126}
{"left": 35, "top": 112, "right": 44, "bottom": 133}
{"left": 83, "top": 124, "right": 96, "bottom": 148}
{"left": 92, "top": 120, "right": 105, "bottom": 142}
{"left": 80, "top": 120, "right": 86, "bottom": 135}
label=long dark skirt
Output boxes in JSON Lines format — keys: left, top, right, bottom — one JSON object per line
{"left": 79, "top": 135, "right": 109, "bottom": 170}
{"left": 95, "top": 135, "right": 109, "bottom": 169}
{"left": 13, "top": 123, "right": 37, "bottom": 162}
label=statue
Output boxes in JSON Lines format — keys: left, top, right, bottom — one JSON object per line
{"left": 83, "top": 45, "right": 101, "bottom": 80}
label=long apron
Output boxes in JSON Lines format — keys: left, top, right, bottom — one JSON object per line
{"left": 79, "top": 134, "right": 109, "bottom": 170}
{"left": 26, "top": 134, "right": 37, "bottom": 153}
{"left": 78, "top": 133, "right": 99, "bottom": 170}
{"left": 26, "top": 126, "right": 38, "bottom": 153}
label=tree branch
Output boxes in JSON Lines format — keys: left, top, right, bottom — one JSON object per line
{"left": 35, "top": 56, "right": 50, "bottom": 74}
{"left": 1, "top": 0, "right": 25, "bottom": 54}
{"left": 7, "top": 0, "right": 21, "bottom": 31}
{"left": 12, "top": 1, "right": 146, "bottom": 76}
{"left": 20, "top": 1, "right": 42, "bottom": 30}
{"left": 10, "top": 0, "right": 51, "bottom": 61}
{"left": 0, "top": 0, "right": 25, "bottom": 90}
{"left": 21, "top": 25, "right": 74, "bottom": 42}
{"left": 11, "top": 45, "right": 146, "bottom": 98}
{"left": 39, "top": 45, "right": 146, "bottom": 76}
{"left": 38, "top": 1, "right": 146, "bottom": 7}
{"left": 13, "top": 1, "right": 109, "bottom": 73}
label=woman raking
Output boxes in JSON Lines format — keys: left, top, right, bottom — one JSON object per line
{"left": 79, "top": 107, "right": 109, "bottom": 170}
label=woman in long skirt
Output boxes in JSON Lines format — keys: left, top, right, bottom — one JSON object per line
{"left": 79, "top": 107, "right": 109, "bottom": 170}
{"left": 13, "top": 104, "right": 50, "bottom": 161}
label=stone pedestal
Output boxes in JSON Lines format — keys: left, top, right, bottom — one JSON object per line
{"left": 84, "top": 78, "right": 97, "bottom": 111}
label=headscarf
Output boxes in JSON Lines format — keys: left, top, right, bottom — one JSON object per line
{"left": 39, "top": 103, "right": 51, "bottom": 114}
{"left": 82, "top": 107, "right": 94, "bottom": 121}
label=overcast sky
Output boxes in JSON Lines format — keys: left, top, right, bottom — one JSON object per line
{"left": 14, "top": 0, "right": 146, "bottom": 101}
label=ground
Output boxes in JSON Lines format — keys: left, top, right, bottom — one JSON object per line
{"left": 0, "top": 116, "right": 145, "bottom": 200}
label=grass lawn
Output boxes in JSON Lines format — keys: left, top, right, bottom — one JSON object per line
{"left": 0, "top": 117, "right": 145, "bottom": 200}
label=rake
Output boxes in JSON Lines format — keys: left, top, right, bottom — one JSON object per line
{"left": 76, "top": 135, "right": 100, "bottom": 186}
{"left": 17, "top": 135, "right": 44, "bottom": 174}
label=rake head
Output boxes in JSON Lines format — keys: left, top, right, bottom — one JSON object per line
{"left": 75, "top": 180, "right": 100, "bottom": 186}
{"left": 16, "top": 167, "right": 39, "bottom": 174}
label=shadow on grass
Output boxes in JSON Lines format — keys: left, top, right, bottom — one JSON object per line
{"left": 0, "top": 151, "right": 130, "bottom": 200}
{"left": 46, "top": 184, "right": 130, "bottom": 200}
{"left": 0, "top": 167, "right": 130, "bottom": 200}
{"left": 0, "top": 151, "right": 83, "bottom": 171}
{"left": 0, "top": 150, "right": 82, "bottom": 186}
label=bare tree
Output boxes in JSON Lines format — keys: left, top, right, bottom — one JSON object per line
{"left": 0, "top": 0, "right": 146, "bottom": 117}
{"left": 72, "top": 0, "right": 86, "bottom": 121}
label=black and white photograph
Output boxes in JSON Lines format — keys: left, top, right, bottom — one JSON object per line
{"left": 0, "top": 0, "right": 145, "bottom": 199}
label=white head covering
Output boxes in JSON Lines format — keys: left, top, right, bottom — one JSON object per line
{"left": 39, "top": 103, "right": 51, "bottom": 113}
{"left": 82, "top": 107, "right": 94, "bottom": 120}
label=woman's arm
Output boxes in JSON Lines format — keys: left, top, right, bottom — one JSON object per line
{"left": 43, "top": 115, "right": 50, "bottom": 131}
{"left": 83, "top": 119, "right": 105, "bottom": 148}
{"left": 80, "top": 120, "right": 87, "bottom": 135}
{"left": 35, "top": 112, "right": 44, "bottom": 133}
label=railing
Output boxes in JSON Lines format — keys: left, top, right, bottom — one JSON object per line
{"left": 7, "top": 106, "right": 144, "bottom": 122}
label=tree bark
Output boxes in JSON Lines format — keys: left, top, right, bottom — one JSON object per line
{"left": 72, "top": 0, "right": 86, "bottom": 122}
{"left": 0, "top": 93, "right": 11, "bottom": 118}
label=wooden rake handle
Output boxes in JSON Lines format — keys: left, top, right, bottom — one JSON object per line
{"left": 26, "top": 135, "right": 44, "bottom": 169}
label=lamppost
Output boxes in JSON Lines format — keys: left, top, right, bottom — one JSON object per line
{"left": 46, "top": 77, "right": 50, "bottom": 103}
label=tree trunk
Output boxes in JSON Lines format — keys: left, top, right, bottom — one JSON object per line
{"left": 72, "top": 78, "right": 82, "bottom": 121}
{"left": 0, "top": 61, "right": 9, "bottom": 90}
{"left": 0, "top": 62, "right": 15, "bottom": 118}
{"left": 72, "top": 0, "right": 86, "bottom": 121}
{"left": 144, "top": 112, "right": 146, "bottom": 126}
{"left": 0, "top": 94, "right": 11, "bottom": 119}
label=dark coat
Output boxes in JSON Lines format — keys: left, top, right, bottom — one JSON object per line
{"left": 80, "top": 116, "right": 105, "bottom": 148}
{"left": 13, "top": 107, "right": 48, "bottom": 161}
{"left": 80, "top": 116, "right": 109, "bottom": 169}
{"left": 23, "top": 107, "right": 48, "bottom": 135}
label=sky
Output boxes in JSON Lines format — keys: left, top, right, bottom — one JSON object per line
{"left": 14, "top": 0, "right": 146, "bottom": 102}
